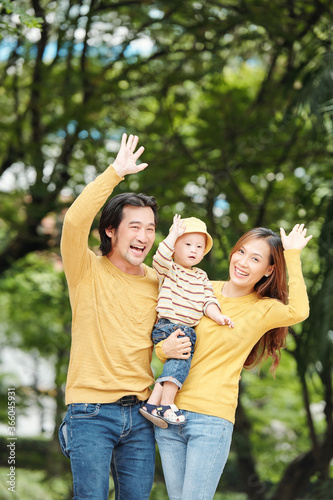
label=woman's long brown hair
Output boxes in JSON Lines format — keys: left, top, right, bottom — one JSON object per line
{"left": 230, "top": 228, "right": 288, "bottom": 374}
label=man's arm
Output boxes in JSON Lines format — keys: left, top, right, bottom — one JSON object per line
{"left": 61, "top": 134, "right": 148, "bottom": 286}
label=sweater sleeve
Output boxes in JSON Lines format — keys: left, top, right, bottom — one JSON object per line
{"left": 263, "top": 248, "right": 309, "bottom": 330}
{"left": 155, "top": 340, "right": 168, "bottom": 363}
{"left": 202, "top": 275, "right": 221, "bottom": 313}
{"left": 152, "top": 240, "right": 174, "bottom": 285}
{"left": 60, "top": 165, "right": 123, "bottom": 287}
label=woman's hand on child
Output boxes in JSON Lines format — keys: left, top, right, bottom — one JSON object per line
{"left": 280, "top": 224, "right": 313, "bottom": 251}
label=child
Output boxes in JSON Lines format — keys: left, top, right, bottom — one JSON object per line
{"left": 140, "top": 215, "right": 234, "bottom": 428}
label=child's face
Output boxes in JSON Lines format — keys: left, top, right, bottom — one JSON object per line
{"left": 173, "top": 232, "right": 206, "bottom": 269}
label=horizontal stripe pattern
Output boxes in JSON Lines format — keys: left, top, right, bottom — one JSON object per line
{"left": 153, "top": 240, "right": 220, "bottom": 326}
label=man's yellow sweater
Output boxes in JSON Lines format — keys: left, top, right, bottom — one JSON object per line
{"left": 156, "top": 249, "right": 309, "bottom": 424}
{"left": 61, "top": 166, "right": 158, "bottom": 404}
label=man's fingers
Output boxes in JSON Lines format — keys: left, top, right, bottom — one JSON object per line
{"left": 120, "top": 132, "right": 127, "bottom": 147}
{"left": 134, "top": 145, "right": 145, "bottom": 160}
{"left": 131, "top": 135, "right": 139, "bottom": 151}
{"left": 172, "top": 329, "right": 185, "bottom": 337}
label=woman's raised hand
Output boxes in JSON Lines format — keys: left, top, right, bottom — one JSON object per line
{"left": 280, "top": 224, "right": 313, "bottom": 251}
{"left": 112, "top": 133, "right": 148, "bottom": 177}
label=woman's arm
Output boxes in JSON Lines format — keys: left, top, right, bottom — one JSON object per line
{"left": 265, "top": 224, "right": 312, "bottom": 329}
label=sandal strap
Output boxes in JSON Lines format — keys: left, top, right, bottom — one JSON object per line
{"left": 156, "top": 404, "right": 185, "bottom": 422}
{"left": 142, "top": 403, "right": 157, "bottom": 414}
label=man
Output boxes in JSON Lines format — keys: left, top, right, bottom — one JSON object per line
{"left": 58, "top": 133, "right": 191, "bottom": 500}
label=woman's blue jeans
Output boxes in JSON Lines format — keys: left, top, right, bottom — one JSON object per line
{"left": 58, "top": 401, "right": 155, "bottom": 500}
{"left": 155, "top": 410, "right": 233, "bottom": 500}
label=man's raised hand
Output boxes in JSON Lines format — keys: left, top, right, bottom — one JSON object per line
{"left": 112, "top": 133, "right": 148, "bottom": 177}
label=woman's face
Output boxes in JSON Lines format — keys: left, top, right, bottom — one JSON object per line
{"left": 229, "top": 237, "right": 273, "bottom": 294}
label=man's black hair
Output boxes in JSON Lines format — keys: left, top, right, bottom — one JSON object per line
{"left": 98, "top": 193, "right": 158, "bottom": 255}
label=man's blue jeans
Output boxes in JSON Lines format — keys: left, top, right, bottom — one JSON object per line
{"left": 152, "top": 318, "right": 196, "bottom": 389}
{"left": 155, "top": 410, "right": 233, "bottom": 500}
{"left": 58, "top": 401, "right": 155, "bottom": 500}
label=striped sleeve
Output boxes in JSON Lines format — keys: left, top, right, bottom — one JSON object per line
{"left": 153, "top": 240, "right": 174, "bottom": 283}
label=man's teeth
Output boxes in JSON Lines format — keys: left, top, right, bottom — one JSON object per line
{"left": 131, "top": 245, "right": 144, "bottom": 252}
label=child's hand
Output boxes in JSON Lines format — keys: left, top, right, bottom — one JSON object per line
{"left": 170, "top": 214, "right": 186, "bottom": 239}
{"left": 216, "top": 314, "right": 234, "bottom": 328}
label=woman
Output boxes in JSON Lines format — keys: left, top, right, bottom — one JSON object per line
{"left": 155, "top": 223, "right": 312, "bottom": 500}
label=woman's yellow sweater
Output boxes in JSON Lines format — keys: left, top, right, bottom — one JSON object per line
{"left": 156, "top": 249, "right": 309, "bottom": 424}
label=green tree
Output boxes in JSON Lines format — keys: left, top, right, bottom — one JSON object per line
{"left": 0, "top": 252, "right": 71, "bottom": 437}
{"left": 0, "top": 1, "right": 332, "bottom": 498}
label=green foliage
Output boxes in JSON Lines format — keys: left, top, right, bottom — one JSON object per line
{"left": 0, "top": 468, "right": 71, "bottom": 500}
{"left": 0, "top": 252, "right": 71, "bottom": 358}
{"left": 0, "top": 0, "right": 332, "bottom": 498}
{"left": 0, "top": 0, "right": 44, "bottom": 36}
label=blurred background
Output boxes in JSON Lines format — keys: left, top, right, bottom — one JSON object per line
{"left": 0, "top": 0, "right": 332, "bottom": 499}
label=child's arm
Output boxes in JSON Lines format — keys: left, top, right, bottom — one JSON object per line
{"left": 205, "top": 303, "right": 234, "bottom": 328}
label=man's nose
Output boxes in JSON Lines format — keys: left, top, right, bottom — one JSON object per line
{"left": 137, "top": 228, "right": 148, "bottom": 242}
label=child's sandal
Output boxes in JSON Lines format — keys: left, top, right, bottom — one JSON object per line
{"left": 139, "top": 403, "right": 169, "bottom": 429}
{"left": 156, "top": 404, "right": 186, "bottom": 425}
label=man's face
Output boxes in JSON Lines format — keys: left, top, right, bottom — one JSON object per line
{"left": 106, "top": 205, "right": 156, "bottom": 273}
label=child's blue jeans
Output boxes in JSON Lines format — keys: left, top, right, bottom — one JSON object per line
{"left": 152, "top": 318, "right": 196, "bottom": 389}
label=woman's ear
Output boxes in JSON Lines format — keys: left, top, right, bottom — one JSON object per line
{"left": 265, "top": 265, "right": 274, "bottom": 277}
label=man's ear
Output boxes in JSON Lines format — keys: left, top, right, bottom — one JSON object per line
{"left": 105, "top": 227, "right": 115, "bottom": 238}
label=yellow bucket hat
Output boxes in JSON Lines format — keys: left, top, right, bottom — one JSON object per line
{"left": 170, "top": 217, "right": 213, "bottom": 255}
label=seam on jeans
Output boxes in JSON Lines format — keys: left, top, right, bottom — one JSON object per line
{"left": 199, "top": 421, "right": 232, "bottom": 500}
{"left": 70, "top": 403, "right": 101, "bottom": 419}
{"left": 119, "top": 406, "right": 132, "bottom": 438}
{"left": 111, "top": 453, "right": 121, "bottom": 500}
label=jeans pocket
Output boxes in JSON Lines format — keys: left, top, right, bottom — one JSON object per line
{"left": 58, "top": 420, "right": 70, "bottom": 458}
{"left": 70, "top": 403, "right": 101, "bottom": 418}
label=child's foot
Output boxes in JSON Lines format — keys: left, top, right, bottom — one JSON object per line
{"left": 139, "top": 403, "right": 169, "bottom": 429}
{"left": 156, "top": 404, "right": 185, "bottom": 425}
